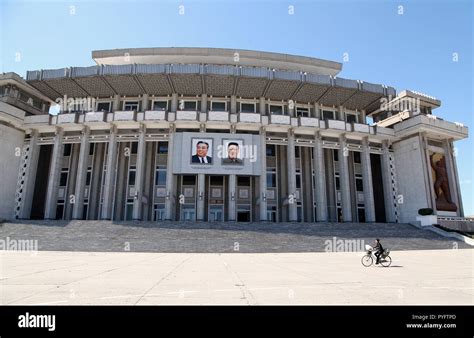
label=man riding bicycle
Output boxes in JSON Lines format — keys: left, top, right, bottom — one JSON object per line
{"left": 373, "top": 239, "right": 384, "bottom": 265}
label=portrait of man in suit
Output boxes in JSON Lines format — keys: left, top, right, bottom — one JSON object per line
{"left": 222, "top": 140, "right": 243, "bottom": 165}
{"left": 191, "top": 139, "right": 212, "bottom": 164}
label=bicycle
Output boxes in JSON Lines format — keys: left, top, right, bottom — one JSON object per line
{"left": 361, "top": 245, "right": 392, "bottom": 267}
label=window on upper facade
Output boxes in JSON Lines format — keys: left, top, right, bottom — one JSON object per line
{"left": 124, "top": 101, "right": 139, "bottom": 111}
{"left": 323, "top": 110, "right": 335, "bottom": 120}
{"left": 240, "top": 102, "right": 256, "bottom": 113}
{"left": 356, "top": 178, "right": 364, "bottom": 192}
{"left": 153, "top": 101, "right": 168, "bottom": 111}
{"left": 180, "top": 100, "right": 197, "bottom": 111}
{"left": 346, "top": 114, "right": 357, "bottom": 123}
{"left": 269, "top": 105, "right": 284, "bottom": 115}
{"left": 97, "top": 102, "right": 111, "bottom": 112}
{"left": 296, "top": 107, "right": 309, "bottom": 117}
{"left": 211, "top": 101, "right": 227, "bottom": 112}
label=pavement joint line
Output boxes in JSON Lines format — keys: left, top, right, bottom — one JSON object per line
{"left": 6, "top": 255, "right": 169, "bottom": 304}
{"left": 133, "top": 255, "right": 192, "bottom": 305}
{"left": 219, "top": 256, "right": 258, "bottom": 305}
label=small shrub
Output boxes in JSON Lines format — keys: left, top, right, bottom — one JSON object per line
{"left": 418, "top": 208, "right": 434, "bottom": 216}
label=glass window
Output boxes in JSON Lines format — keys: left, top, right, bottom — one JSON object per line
{"left": 353, "top": 151, "right": 361, "bottom": 164}
{"left": 182, "top": 175, "right": 196, "bottom": 185}
{"left": 157, "top": 142, "right": 168, "bottom": 154}
{"left": 240, "top": 103, "right": 256, "bottom": 113}
{"left": 296, "top": 175, "right": 301, "bottom": 189}
{"left": 124, "top": 101, "right": 139, "bottom": 111}
{"left": 333, "top": 149, "right": 339, "bottom": 162}
{"left": 155, "top": 168, "right": 167, "bottom": 186}
{"left": 237, "top": 176, "right": 250, "bottom": 186}
{"left": 97, "top": 102, "right": 111, "bottom": 112}
{"left": 89, "top": 143, "right": 94, "bottom": 155}
{"left": 63, "top": 144, "right": 72, "bottom": 156}
{"left": 356, "top": 178, "right": 364, "bottom": 192}
{"left": 182, "top": 101, "right": 197, "bottom": 111}
{"left": 131, "top": 142, "right": 138, "bottom": 154}
{"left": 59, "top": 172, "right": 68, "bottom": 186}
{"left": 211, "top": 101, "right": 226, "bottom": 111}
{"left": 296, "top": 107, "right": 309, "bottom": 117}
{"left": 266, "top": 145, "right": 276, "bottom": 156}
{"left": 86, "top": 172, "right": 91, "bottom": 186}
{"left": 210, "top": 176, "right": 224, "bottom": 185}
{"left": 153, "top": 101, "right": 167, "bottom": 111}
{"left": 335, "top": 176, "right": 340, "bottom": 190}
{"left": 266, "top": 172, "right": 277, "bottom": 188}
{"left": 346, "top": 114, "right": 357, "bottom": 123}
{"left": 128, "top": 171, "right": 136, "bottom": 186}
{"left": 323, "top": 110, "right": 335, "bottom": 120}
{"left": 295, "top": 146, "right": 300, "bottom": 158}
{"left": 269, "top": 105, "right": 283, "bottom": 115}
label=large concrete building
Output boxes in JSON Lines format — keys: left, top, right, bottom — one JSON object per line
{"left": 0, "top": 48, "right": 468, "bottom": 223}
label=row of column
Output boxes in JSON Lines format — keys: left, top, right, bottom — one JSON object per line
{"left": 20, "top": 126, "right": 395, "bottom": 222}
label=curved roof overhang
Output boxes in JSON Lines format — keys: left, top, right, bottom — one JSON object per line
{"left": 92, "top": 47, "right": 343, "bottom": 76}
{"left": 26, "top": 63, "right": 396, "bottom": 113}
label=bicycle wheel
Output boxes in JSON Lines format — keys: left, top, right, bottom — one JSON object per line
{"left": 380, "top": 255, "right": 392, "bottom": 267}
{"left": 361, "top": 254, "right": 373, "bottom": 267}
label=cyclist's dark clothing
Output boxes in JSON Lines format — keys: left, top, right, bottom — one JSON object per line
{"left": 374, "top": 241, "right": 384, "bottom": 264}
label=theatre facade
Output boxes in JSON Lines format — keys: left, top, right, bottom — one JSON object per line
{"left": 0, "top": 48, "right": 468, "bottom": 223}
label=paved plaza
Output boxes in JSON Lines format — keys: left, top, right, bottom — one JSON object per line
{"left": 0, "top": 249, "right": 472, "bottom": 305}
{"left": 0, "top": 221, "right": 471, "bottom": 305}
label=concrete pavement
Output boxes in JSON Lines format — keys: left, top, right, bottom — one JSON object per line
{"left": 1, "top": 249, "right": 472, "bottom": 305}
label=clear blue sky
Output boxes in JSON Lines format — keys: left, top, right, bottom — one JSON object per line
{"left": 1, "top": 0, "right": 473, "bottom": 215}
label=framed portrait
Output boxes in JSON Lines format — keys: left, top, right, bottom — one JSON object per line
{"left": 221, "top": 139, "right": 244, "bottom": 165}
{"left": 191, "top": 138, "right": 213, "bottom": 164}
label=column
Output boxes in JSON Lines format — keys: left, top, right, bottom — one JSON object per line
{"left": 381, "top": 140, "right": 396, "bottom": 222}
{"left": 201, "top": 94, "right": 207, "bottom": 113}
{"left": 164, "top": 124, "right": 175, "bottom": 220}
{"left": 171, "top": 93, "right": 178, "bottom": 112}
{"left": 259, "top": 97, "right": 266, "bottom": 115}
{"left": 259, "top": 128, "right": 268, "bottom": 221}
{"left": 230, "top": 95, "right": 237, "bottom": 114}
{"left": 89, "top": 143, "right": 105, "bottom": 220}
{"left": 65, "top": 143, "right": 80, "bottom": 220}
{"left": 287, "top": 129, "right": 298, "bottom": 221}
{"left": 141, "top": 94, "right": 149, "bottom": 112}
{"left": 314, "top": 102, "right": 320, "bottom": 119}
{"left": 143, "top": 141, "right": 154, "bottom": 221}
{"left": 101, "top": 125, "right": 118, "bottom": 220}
{"left": 72, "top": 126, "right": 90, "bottom": 219}
{"left": 228, "top": 174, "right": 236, "bottom": 221}
{"left": 44, "top": 127, "right": 64, "bottom": 219}
{"left": 360, "top": 110, "right": 367, "bottom": 124}
{"left": 112, "top": 94, "right": 120, "bottom": 112}
{"left": 196, "top": 174, "right": 205, "bottom": 221}
{"left": 338, "top": 134, "right": 352, "bottom": 222}
{"left": 19, "top": 129, "right": 40, "bottom": 219}
{"left": 132, "top": 123, "right": 146, "bottom": 220}
{"left": 313, "top": 132, "right": 327, "bottom": 221}
{"left": 325, "top": 148, "right": 336, "bottom": 221}
{"left": 338, "top": 106, "right": 345, "bottom": 121}
{"left": 361, "top": 137, "right": 376, "bottom": 222}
